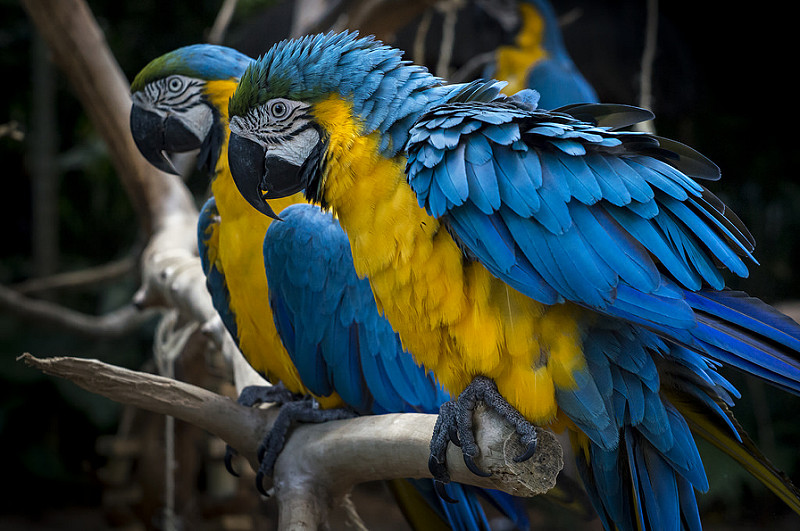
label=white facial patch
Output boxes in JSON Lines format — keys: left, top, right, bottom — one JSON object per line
{"left": 267, "top": 127, "right": 320, "bottom": 167}
{"left": 228, "top": 114, "right": 257, "bottom": 142}
{"left": 181, "top": 103, "right": 214, "bottom": 141}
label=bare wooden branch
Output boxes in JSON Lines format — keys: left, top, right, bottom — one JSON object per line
{"left": 635, "top": 0, "right": 658, "bottom": 134}
{"left": 20, "top": 354, "right": 563, "bottom": 529}
{"left": 12, "top": 255, "right": 137, "bottom": 294}
{"left": 207, "top": 0, "right": 240, "bottom": 45}
{"left": 0, "top": 284, "right": 158, "bottom": 337}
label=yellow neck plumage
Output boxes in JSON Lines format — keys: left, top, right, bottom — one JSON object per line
{"left": 202, "top": 79, "right": 343, "bottom": 407}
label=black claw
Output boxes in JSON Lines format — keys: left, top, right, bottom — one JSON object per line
{"left": 434, "top": 480, "right": 458, "bottom": 504}
{"left": 224, "top": 445, "right": 240, "bottom": 477}
{"left": 515, "top": 431, "right": 539, "bottom": 463}
{"left": 256, "top": 441, "right": 267, "bottom": 463}
{"left": 428, "top": 454, "right": 448, "bottom": 481}
{"left": 427, "top": 375, "right": 541, "bottom": 492}
{"left": 448, "top": 422, "right": 462, "bottom": 447}
{"left": 463, "top": 453, "right": 491, "bottom": 478}
{"left": 515, "top": 444, "right": 538, "bottom": 463}
{"left": 256, "top": 470, "right": 270, "bottom": 497}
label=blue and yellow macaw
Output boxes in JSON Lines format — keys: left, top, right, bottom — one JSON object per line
{"left": 487, "top": 0, "right": 598, "bottom": 107}
{"left": 225, "top": 31, "right": 800, "bottom": 530}
{"left": 129, "top": 44, "right": 529, "bottom": 531}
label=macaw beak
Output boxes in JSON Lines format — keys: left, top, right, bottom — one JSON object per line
{"left": 228, "top": 132, "right": 308, "bottom": 220}
{"left": 130, "top": 104, "right": 180, "bottom": 175}
{"left": 130, "top": 103, "right": 206, "bottom": 175}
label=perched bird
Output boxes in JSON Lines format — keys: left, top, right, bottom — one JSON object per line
{"left": 226, "top": 31, "right": 800, "bottom": 529}
{"left": 129, "top": 44, "right": 529, "bottom": 531}
{"left": 486, "top": 0, "right": 598, "bottom": 107}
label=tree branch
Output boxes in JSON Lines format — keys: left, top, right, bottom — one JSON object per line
{"left": 0, "top": 283, "right": 157, "bottom": 338}
{"left": 207, "top": 0, "right": 240, "bottom": 45}
{"left": 20, "top": 354, "right": 563, "bottom": 529}
{"left": 11, "top": 254, "right": 137, "bottom": 294}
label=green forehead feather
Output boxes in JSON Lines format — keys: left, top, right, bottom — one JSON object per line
{"left": 131, "top": 44, "right": 253, "bottom": 93}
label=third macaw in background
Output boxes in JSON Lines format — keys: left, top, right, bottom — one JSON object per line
{"left": 486, "top": 0, "right": 598, "bottom": 107}
{"left": 129, "top": 44, "right": 529, "bottom": 531}
{"left": 226, "top": 31, "right": 800, "bottom": 530}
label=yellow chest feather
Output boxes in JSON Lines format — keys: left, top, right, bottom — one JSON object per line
{"left": 204, "top": 93, "right": 342, "bottom": 407}
{"left": 312, "top": 96, "right": 586, "bottom": 423}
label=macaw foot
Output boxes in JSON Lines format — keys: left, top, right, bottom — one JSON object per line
{"left": 225, "top": 383, "right": 303, "bottom": 477}
{"left": 254, "top": 398, "right": 357, "bottom": 496}
{"left": 428, "top": 376, "right": 538, "bottom": 502}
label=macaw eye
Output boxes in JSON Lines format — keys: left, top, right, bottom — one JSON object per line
{"left": 270, "top": 101, "right": 288, "bottom": 119}
{"left": 167, "top": 77, "right": 184, "bottom": 93}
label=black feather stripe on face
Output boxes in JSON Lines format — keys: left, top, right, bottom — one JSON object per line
{"left": 299, "top": 125, "right": 329, "bottom": 206}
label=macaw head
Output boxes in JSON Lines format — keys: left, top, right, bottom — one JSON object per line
{"left": 130, "top": 44, "right": 252, "bottom": 175}
{"left": 226, "top": 31, "right": 444, "bottom": 219}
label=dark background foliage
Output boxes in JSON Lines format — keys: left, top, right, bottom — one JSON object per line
{"left": 1, "top": 0, "right": 798, "bottom": 529}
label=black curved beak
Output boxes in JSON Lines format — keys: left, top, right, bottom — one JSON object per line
{"left": 228, "top": 132, "right": 308, "bottom": 220}
{"left": 130, "top": 104, "right": 180, "bottom": 175}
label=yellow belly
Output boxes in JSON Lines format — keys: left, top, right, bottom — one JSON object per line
{"left": 202, "top": 79, "right": 346, "bottom": 407}
{"left": 211, "top": 161, "right": 344, "bottom": 409}
{"left": 314, "top": 95, "right": 586, "bottom": 424}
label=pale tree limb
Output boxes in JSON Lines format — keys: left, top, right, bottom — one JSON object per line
{"left": 0, "top": 283, "right": 158, "bottom": 338}
{"left": 433, "top": 0, "right": 463, "bottom": 79}
{"left": 635, "top": 0, "right": 658, "bottom": 134}
{"left": 11, "top": 254, "right": 137, "bottom": 294}
{"left": 19, "top": 354, "right": 564, "bottom": 530}
{"left": 207, "top": 0, "right": 240, "bottom": 45}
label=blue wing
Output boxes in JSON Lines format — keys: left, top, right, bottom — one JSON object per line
{"left": 263, "top": 202, "right": 528, "bottom": 530}
{"left": 197, "top": 197, "right": 238, "bottom": 341}
{"left": 405, "top": 89, "right": 800, "bottom": 394}
{"left": 263, "top": 203, "right": 450, "bottom": 415}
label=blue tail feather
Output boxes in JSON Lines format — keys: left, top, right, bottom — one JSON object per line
{"left": 684, "top": 290, "right": 800, "bottom": 394}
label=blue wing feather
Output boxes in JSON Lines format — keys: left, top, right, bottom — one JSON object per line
{"left": 197, "top": 197, "right": 238, "bottom": 341}
{"left": 406, "top": 96, "right": 800, "bottom": 396}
